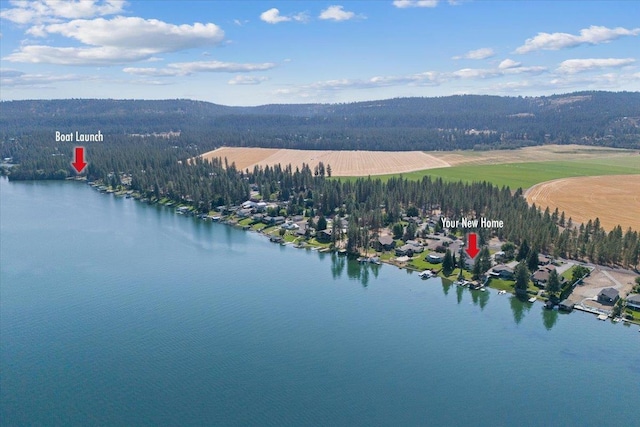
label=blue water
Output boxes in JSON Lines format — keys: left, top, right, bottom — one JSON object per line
{"left": 1, "top": 178, "right": 638, "bottom": 426}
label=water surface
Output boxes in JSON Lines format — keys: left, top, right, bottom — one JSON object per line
{"left": 1, "top": 178, "right": 638, "bottom": 426}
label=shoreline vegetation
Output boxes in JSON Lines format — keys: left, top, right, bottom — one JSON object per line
{"left": 76, "top": 176, "right": 640, "bottom": 326}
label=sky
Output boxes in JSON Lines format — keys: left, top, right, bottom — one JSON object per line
{"left": 1, "top": 0, "right": 639, "bottom": 105}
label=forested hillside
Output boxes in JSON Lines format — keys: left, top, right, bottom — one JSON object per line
{"left": 1, "top": 91, "right": 639, "bottom": 154}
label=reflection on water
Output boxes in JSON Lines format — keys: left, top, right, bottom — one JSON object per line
{"left": 509, "top": 296, "right": 533, "bottom": 324}
{"left": 442, "top": 280, "right": 452, "bottom": 296}
{"left": 456, "top": 284, "right": 464, "bottom": 304}
{"left": 330, "top": 253, "right": 345, "bottom": 279}
{"left": 542, "top": 308, "right": 559, "bottom": 330}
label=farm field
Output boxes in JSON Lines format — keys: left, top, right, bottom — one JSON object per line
{"left": 198, "top": 147, "right": 449, "bottom": 176}
{"left": 428, "top": 144, "right": 633, "bottom": 166}
{"left": 361, "top": 155, "right": 640, "bottom": 189}
{"left": 197, "top": 145, "right": 638, "bottom": 181}
{"left": 525, "top": 174, "right": 640, "bottom": 231}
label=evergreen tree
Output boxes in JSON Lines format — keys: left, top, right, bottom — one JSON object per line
{"left": 442, "top": 249, "right": 454, "bottom": 275}
{"left": 392, "top": 223, "right": 404, "bottom": 240}
{"left": 546, "top": 269, "right": 561, "bottom": 298}
{"left": 514, "top": 261, "right": 529, "bottom": 297}
{"left": 527, "top": 249, "right": 539, "bottom": 273}
{"left": 517, "top": 239, "right": 530, "bottom": 261}
{"left": 317, "top": 216, "right": 327, "bottom": 231}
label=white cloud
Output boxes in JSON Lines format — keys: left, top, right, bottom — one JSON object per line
{"left": 292, "top": 12, "right": 310, "bottom": 23}
{"left": 556, "top": 58, "right": 636, "bottom": 74}
{"left": 259, "top": 8, "right": 308, "bottom": 24}
{"left": 0, "top": 0, "right": 126, "bottom": 24}
{"left": 453, "top": 47, "right": 495, "bottom": 60}
{"left": 515, "top": 25, "right": 640, "bottom": 54}
{"left": 228, "top": 75, "right": 269, "bottom": 85}
{"left": 498, "top": 59, "right": 521, "bottom": 69}
{"left": 453, "top": 62, "right": 546, "bottom": 79}
{"left": 393, "top": 0, "right": 439, "bottom": 8}
{"left": 4, "top": 16, "right": 224, "bottom": 65}
{"left": 0, "top": 69, "right": 100, "bottom": 87}
{"left": 319, "top": 5, "right": 357, "bottom": 21}
{"left": 123, "top": 60, "right": 276, "bottom": 77}
{"left": 260, "top": 8, "right": 291, "bottom": 24}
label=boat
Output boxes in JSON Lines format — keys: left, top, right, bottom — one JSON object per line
{"left": 528, "top": 297, "right": 537, "bottom": 303}
{"left": 597, "top": 314, "right": 608, "bottom": 321}
{"left": 498, "top": 290, "right": 507, "bottom": 295}
{"left": 418, "top": 270, "right": 433, "bottom": 279}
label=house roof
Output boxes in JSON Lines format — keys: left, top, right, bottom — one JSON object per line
{"left": 532, "top": 269, "right": 551, "bottom": 282}
{"left": 492, "top": 264, "right": 513, "bottom": 273}
{"left": 599, "top": 287, "right": 619, "bottom": 299}
{"left": 378, "top": 235, "right": 394, "bottom": 245}
{"left": 626, "top": 294, "right": 640, "bottom": 304}
{"left": 559, "top": 299, "right": 574, "bottom": 307}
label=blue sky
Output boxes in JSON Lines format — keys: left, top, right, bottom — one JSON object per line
{"left": 1, "top": 0, "right": 639, "bottom": 105}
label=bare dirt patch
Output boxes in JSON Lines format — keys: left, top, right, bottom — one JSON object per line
{"left": 571, "top": 267, "right": 638, "bottom": 303}
{"left": 430, "top": 144, "right": 633, "bottom": 167}
{"left": 197, "top": 147, "right": 450, "bottom": 176}
{"left": 525, "top": 175, "right": 640, "bottom": 231}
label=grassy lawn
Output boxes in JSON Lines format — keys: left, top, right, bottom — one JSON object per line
{"left": 561, "top": 265, "right": 577, "bottom": 282}
{"left": 624, "top": 309, "right": 640, "bottom": 323}
{"left": 487, "top": 278, "right": 515, "bottom": 291}
{"left": 337, "top": 155, "right": 640, "bottom": 190}
{"left": 283, "top": 233, "right": 298, "bottom": 243}
{"left": 486, "top": 277, "right": 538, "bottom": 294}
{"left": 251, "top": 223, "right": 268, "bottom": 231}
{"left": 238, "top": 218, "right": 253, "bottom": 226}
{"left": 407, "top": 257, "right": 442, "bottom": 271}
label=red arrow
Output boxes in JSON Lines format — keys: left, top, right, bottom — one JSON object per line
{"left": 465, "top": 232, "right": 480, "bottom": 259}
{"left": 71, "top": 146, "right": 88, "bottom": 173}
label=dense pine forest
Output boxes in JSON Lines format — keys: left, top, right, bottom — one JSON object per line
{"left": 1, "top": 91, "right": 638, "bottom": 269}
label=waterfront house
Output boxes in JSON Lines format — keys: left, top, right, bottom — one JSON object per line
{"left": 627, "top": 294, "right": 640, "bottom": 311}
{"left": 262, "top": 216, "right": 286, "bottom": 226}
{"left": 490, "top": 264, "right": 514, "bottom": 279}
{"left": 376, "top": 235, "right": 396, "bottom": 251}
{"left": 597, "top": 288, "right": 620, "bottom": 305}
{"left": 396, "top": 244, "right": 417, "bottom": 257}
{"left": 532, "top": 265, "right": 557, "bottom": 287}
{"left": 626, "top": 294, "right": 640, "bottom": 311}
{"left": 295, "top": 224, "right": 308, "bottom": 237}
{"left": 405, "top": 240, "right": 424, "bottom": 253}
{"left": 317, "top": 229, "right": 332, "bottom": 242}
{"left": 237, "top": 208, "right": 252, "bottom": 219}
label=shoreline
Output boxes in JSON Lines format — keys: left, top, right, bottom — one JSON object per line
{"left": 74, "top": 177, "right": 640, "bottom": 327}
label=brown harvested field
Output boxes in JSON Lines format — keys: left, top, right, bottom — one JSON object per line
{"left": 198, "top": 147, "right": 450, "bottom": 176}
{"left": 525, "top": 174, "right": 640, "bottom": 231}
{"left": 429, "top": 144, "right": 633, "bottom": 167}
{"left": 199, "top": 147, "right": 281, "bottom": 170}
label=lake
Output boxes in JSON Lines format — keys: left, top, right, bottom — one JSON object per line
{"left": 1, "top": 178, "right": 638, "bottom": 426}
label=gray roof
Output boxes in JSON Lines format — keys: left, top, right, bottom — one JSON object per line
{"left": 378, "top": 235, "right": 394, "bottom": 245}
{"left": 626, "top": 294, "right": 640, "bottom": 304}
{"left": 599, "top": 287, "right": 619, "bottom": 299}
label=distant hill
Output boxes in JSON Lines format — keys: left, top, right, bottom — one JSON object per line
{"left": 1, "top": 91, "right": 639, "bottom": 151}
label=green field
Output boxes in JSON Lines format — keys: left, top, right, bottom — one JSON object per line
{"left": 338, "top": 155, "right": 640, "bottom": 190}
